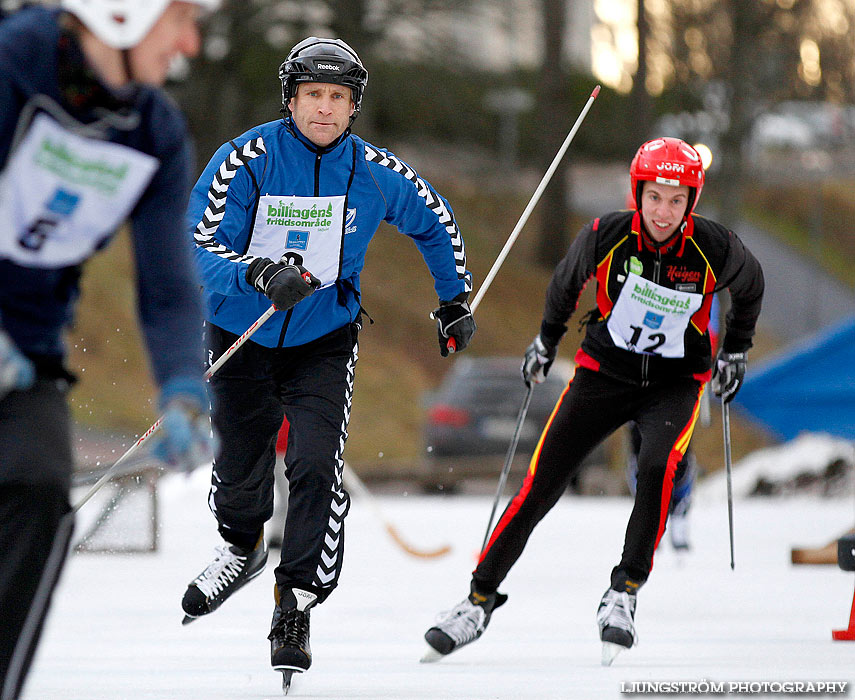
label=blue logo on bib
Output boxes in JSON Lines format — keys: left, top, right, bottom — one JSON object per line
{"left": 643, "top": 311, "right": 664, "bottom": 329}
{"left": 286, "top": 230, "right": 309, "bottom": 250}
{"left": 46, "top": 189, "right": 80, "bottom": 217}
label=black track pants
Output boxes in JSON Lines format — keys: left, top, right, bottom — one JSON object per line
{"left": 0, "top": 380, "right": 75, "bottom": 700}
{"left": 0, "top": 488, "right": 72, "bottom": 700}
{"left": 207, "top": 322, "right": 358, "bottom": 603}
{"left": 627, "top": 421, "right": 695, "bottom": 505}
{"left": 473, "top": 367, "right": 703, "bottom": 593}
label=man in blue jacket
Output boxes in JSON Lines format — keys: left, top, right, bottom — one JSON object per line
{"left": 181, "top": 37, "right": 475, "bottom": 689}
{"left": 0, "top": 2, "right": 217, "bottom": 698}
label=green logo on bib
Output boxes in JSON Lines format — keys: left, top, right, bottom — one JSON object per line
{"left": 36, "top": 137, "right": 129, "bottom": 195}
{"left": 628, "top": 256, "right": 643, "bottom": 275}
{"left": 266, "top": 201, "right": 334, "bottom": 227}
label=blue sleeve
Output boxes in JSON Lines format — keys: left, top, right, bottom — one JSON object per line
{"left": 368, "top": 150, "right": 472, "bottom": 302}
{"left": 187, "top": 136, "right": 267, "bottom": 297}
{"left": 130, "top": 117, "right": 205, "bottom": 388}
{"left": 0, "top": 62, "right": 18, "bottom": 168}
{"left": 0, "top": 7, "right": 60, "bottom": 168}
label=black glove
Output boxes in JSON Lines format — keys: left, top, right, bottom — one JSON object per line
{"left": 710, "top": 350, "right": 746, "bottom": 403}
{"left": 521, "top": 334, "right": 557, "bottom": 386}
{"left": 245, "top": 258, "right": 321, "bottom": 311}
{"left": 431, "top": 299, "right": 475, "bottom": 357}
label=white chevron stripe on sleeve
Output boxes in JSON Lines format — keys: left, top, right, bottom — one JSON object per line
{"left": 192, "top": 136, "right": 266, "bottom": 265}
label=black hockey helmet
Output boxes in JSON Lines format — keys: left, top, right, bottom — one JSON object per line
{"left": 279, "top": 37, "right": 369, "bottom": 120}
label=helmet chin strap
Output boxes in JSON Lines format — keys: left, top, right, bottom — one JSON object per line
{"left": 120, "top": 49, "right": 134, "bottom": 84}
{"left": 635, "top": 184, "right": 694, "bottom": 249}
{"left": 281, "top": 113, "right": 351, "bottom": 151}
{"left": 640, "top": 218, "right": 686, "bottom": 250}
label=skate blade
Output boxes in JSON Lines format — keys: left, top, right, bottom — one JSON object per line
{"left": 420, "top": 645, "right": 445, "bottom": 663}
{"left": 274, "top": 666, "right": 304, "bottom": 695}
{"left": 601, "top": 641, "right": 626, "bottom": 666}
{"left": 281, "top": 670, "right": 294, "bottom": 695}
{"left": 181, "top": 614, "right": 199, "bottom": 626}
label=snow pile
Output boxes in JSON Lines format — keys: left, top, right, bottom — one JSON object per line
{"left": 697, "top": 432, "right": 855, "bottom": 502}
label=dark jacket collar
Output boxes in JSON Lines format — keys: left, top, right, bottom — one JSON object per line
{"left": 632, "top": 211, "right": 693, "bottom": 257}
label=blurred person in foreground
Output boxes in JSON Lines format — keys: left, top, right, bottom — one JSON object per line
{"left": 0, "top": 1, "right": 218, "bottom": 697}
{"left": 181, "top": 36, "right": 474, "bottom": 691}
{"left": 423, "top": 137, "right": 763, "bottom": 666}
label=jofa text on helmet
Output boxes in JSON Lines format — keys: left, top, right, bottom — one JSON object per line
{"left": 657, "top": 162, "right": 685, "bottom": 173}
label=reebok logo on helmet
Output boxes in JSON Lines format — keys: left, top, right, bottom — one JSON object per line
{"left": 316, "top": 62, "right": 341, "bottom": 72}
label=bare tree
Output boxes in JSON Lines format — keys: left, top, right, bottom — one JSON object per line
{"left": 665, "top": 0, "right": 855, "bottom": 227}
{"left": 535, "top": 0, "right": 572, "bottom": 267}
{"left": 716, "top": 2, "right": 766, "bottom": 228}
{"left": 630, "top": 0, "right": 653, "bottom": 145}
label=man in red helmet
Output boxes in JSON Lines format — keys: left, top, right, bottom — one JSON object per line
{"left": 422, "top": 137, "right": 764, "bottom": 666}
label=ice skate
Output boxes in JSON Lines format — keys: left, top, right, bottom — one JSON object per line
{"left": 669, "top": 496, "right": 691, "bottom": 551}
{"left": 269, "top": 588, "right": 317, "bottom": 694}
{"left": 597, "top": 587, "right": 638, "bottom": 666}
{"left": 181, "top": 535, "right": 267, "bottom": 624}
{"left": 421, "top": 585, "right": 507, "bottom": 662}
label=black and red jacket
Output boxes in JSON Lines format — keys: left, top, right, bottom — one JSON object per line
{"left": 540, "top": 210, "right": 764, "bottom": 386}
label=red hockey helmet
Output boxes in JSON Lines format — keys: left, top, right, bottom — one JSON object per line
{"left": 629, "top": 137, "right": 705, "bottom": 215}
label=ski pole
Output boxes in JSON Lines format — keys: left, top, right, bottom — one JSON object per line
{"left": 440, "top": 85, "right": 600, "bottom": 354}
{"left": 480, "top": 382, "right": 535, "bottom": 555}
{"left": 72, "top": 304, "right": 279, "bottom": 513}
{"left": 342, "top": 462, "right": 451, "bottom": 559}
{"left": 722, "top": 400, "right": 735, "bottom": 569}
{"left": 437, "top": 85, "right": 600, "bottom": 357}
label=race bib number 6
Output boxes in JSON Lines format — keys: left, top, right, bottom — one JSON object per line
{"left": 0, "top": 113, "right": 158, "bottom": 268}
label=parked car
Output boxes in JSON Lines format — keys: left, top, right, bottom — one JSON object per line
{"left": 419, "top": 356, "right": 605, "bottom": 491}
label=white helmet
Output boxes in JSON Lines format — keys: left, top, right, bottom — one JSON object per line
{"left": 61, "top": 0, "right": 220, "bottom": 50}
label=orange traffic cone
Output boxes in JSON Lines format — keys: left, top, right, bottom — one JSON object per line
{"left": 833, "top": 535, "right": 855, "bottom": 641}
{"left": 832, "top": 585, "right": 855, "bottom": 641}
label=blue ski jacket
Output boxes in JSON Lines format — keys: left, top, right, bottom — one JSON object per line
{"left": 0, "top": 7, "right": 204, "bottom": 387}
{"left": 187, "top": 117, "right": 472, "bottom": 347}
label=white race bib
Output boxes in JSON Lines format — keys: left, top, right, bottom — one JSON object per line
{"left": 606, "top": 272, "right": 702, "bottom": 358}
{"left": 0, "top": 113, "right": 159, "bottom": 268}
{"left": 249, "top": 194, "right": 345, "bottom": 289}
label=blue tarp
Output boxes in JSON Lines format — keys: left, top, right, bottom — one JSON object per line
{"left": 735, "top": 316, "right": 855, "bottom": 441}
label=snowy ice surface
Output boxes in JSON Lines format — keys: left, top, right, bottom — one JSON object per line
{"left": 24, "top": 458, "right": 855, "bottom": 700}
